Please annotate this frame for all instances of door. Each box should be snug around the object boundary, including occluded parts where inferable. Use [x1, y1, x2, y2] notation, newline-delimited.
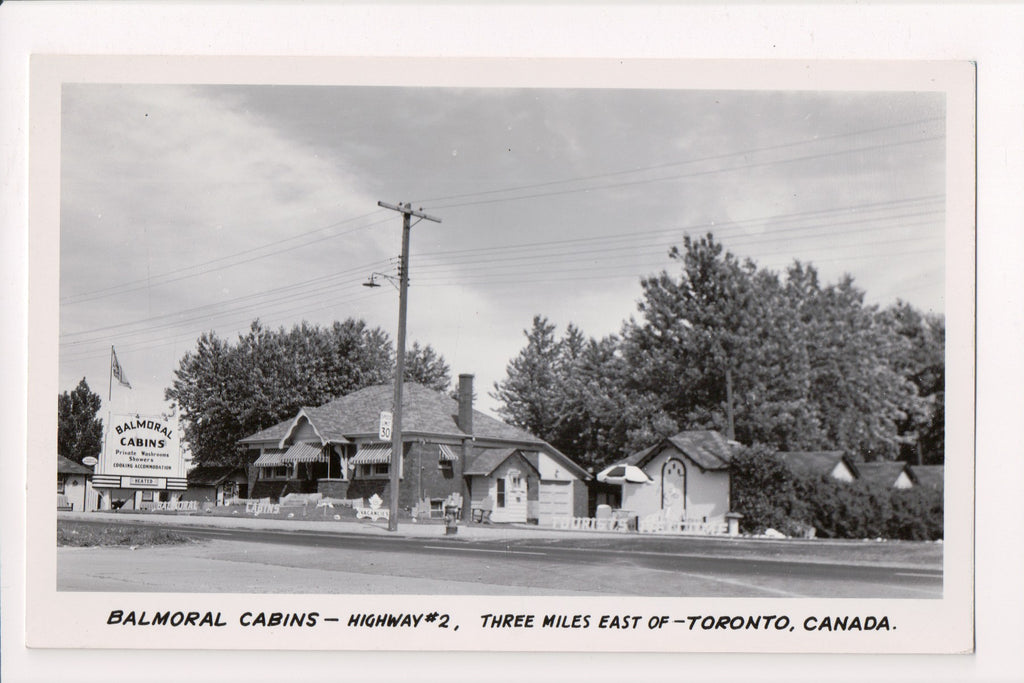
[538, 480, 572, 526]
[661, 458, 686, 521]
[492, 470, 527, 523]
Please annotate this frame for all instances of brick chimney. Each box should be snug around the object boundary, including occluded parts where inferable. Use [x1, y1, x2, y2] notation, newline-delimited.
[458, 373, 474, 435]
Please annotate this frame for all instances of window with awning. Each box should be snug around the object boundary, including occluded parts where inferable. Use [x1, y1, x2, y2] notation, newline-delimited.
[438, 445, 459, 462]
[254, 448, 286, 467]
[351, 444, 392, 465]
[281, 442, 327, 464]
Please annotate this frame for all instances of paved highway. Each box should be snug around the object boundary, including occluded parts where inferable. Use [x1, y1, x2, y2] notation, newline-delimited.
[58, 519, 942, 598]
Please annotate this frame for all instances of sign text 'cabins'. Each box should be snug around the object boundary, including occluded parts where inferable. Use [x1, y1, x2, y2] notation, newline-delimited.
[93, 413, 187, 490]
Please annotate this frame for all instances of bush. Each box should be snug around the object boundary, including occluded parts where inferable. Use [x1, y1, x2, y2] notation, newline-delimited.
[730, 445, 943, 540]
[795, 476, 893, 539]
[729, 444, 805, 535]
[887, 486, 943, 541]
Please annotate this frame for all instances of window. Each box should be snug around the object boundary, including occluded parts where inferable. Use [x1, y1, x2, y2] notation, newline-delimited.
[359, 463, 390, 478]
[265, 465, 290, 479]
[496, 478, 505, 508]
[57, 478, 65, 494]
[508, 470, 522, 490]
[439, 460, 453, 475]
[141, 490, 155, 502]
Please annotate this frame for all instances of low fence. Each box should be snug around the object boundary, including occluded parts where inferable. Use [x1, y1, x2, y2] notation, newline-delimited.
[553, 515, 728, 536]
[153, 500, 198, 512]
[637, 516, 728, 536]
[552, 517, 633, 533]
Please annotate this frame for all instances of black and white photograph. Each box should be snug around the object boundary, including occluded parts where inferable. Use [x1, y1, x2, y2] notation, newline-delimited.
[54, 81, 953, 601]
[9, 4, 1017, 678]
[21, 55, 975, 655]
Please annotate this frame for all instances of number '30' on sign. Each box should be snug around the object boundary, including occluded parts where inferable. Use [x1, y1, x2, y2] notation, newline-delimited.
[378, 411, 393, 441]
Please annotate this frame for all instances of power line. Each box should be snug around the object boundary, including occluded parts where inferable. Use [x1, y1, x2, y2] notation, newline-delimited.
[413, 194, 944, 261]
[422, 136, 944, 212]
[60, 235, 944, 363]
[412, 210, 943, 274]
[60, 258, 397, 342]
[414, 245, 944, 291]
[60, 287, 393, 362]
[61, 210, 391, 305]
[60, 200, 942, 346]
[411, 116, 944, 205]
[61, 118, 944, 306]
[60, 271, 383, 349]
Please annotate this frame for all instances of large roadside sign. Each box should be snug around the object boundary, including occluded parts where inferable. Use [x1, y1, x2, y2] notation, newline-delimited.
[92, 413, 186, 490]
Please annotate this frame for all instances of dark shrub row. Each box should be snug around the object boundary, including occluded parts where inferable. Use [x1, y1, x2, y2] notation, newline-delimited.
[730, 445, 943, 540]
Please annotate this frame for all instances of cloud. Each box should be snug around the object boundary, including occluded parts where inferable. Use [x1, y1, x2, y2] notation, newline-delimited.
[58, 84, 948, 418]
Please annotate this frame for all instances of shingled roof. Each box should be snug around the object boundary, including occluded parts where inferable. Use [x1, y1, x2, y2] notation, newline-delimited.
[239, 383, 545, 447]
[57, 455, 92, 475]
[187, 465, 245, 487]
[909, 465, 944, 491]
[464, 447, 541, 477]
[775, 451, 861, 478]
[625, 430, 735, 472]
[857, 461, 918, 488]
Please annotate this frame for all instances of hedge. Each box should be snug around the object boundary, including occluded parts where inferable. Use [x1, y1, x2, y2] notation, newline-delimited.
[730, 446, 943, 540]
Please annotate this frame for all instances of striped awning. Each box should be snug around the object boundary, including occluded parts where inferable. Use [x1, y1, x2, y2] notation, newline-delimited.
[281, 442, 327, 464]
[351, 444, 392, 465]
[253, 448, 286, 467]
[439, 444, 459, 462]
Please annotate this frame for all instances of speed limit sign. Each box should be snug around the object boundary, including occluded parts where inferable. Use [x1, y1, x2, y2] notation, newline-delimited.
[378, 411, 393, 441]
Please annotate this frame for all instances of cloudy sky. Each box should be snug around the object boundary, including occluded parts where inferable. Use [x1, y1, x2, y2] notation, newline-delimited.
[58, 84, 946, 418]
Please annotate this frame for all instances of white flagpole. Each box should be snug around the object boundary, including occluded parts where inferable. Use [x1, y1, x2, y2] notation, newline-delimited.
[108, 345, 114, 402]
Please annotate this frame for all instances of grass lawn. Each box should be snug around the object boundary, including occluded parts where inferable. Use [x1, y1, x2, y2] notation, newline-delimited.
[57, 520, 195, 548]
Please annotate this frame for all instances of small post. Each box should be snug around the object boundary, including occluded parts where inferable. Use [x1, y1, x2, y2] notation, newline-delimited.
[725, 512, 744, 537]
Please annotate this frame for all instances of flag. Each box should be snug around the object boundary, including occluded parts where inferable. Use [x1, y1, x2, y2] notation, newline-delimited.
[111, 347, 131, 388]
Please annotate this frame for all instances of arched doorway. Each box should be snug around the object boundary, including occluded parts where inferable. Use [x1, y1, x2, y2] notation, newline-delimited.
[661, 458, 686, 520]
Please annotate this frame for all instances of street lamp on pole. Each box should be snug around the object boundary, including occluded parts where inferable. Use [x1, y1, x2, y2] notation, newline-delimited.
[375, 201, 441, 532]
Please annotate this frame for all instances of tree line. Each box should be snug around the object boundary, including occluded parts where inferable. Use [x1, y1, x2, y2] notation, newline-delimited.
[492, 234, 944, 470]
[58, 321, 453, 467]
[163, 319, 451, 465]
[59, 233, 943, 474]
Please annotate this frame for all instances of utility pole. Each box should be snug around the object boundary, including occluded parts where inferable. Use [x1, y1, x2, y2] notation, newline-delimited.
[725, 366, 736, 441]
[377, 201, 441, 531]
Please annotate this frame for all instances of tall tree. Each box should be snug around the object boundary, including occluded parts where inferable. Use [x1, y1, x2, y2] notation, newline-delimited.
[622, 235, 825, 450]
[493, 233, 938, 468]
[887, 300, 945, 463]
[404, 341, 452, 392]
[794, 275, 925, 460]
[491, 316, 563, 439]
[166, 318, 438, 466]
[57, 378, 103, 465]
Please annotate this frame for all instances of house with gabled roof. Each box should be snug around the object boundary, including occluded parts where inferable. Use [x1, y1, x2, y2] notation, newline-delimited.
[856, 461, 918, 489]
[909, 464, 944, 492]
[775, 450, 860, 483]
[57, 455, 96, 511]
[613, 430, 737, 525]
[238, 374, 589, 524]
[181, 465, 249, 507]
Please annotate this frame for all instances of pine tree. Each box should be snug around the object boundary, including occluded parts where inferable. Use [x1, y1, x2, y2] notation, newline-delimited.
[491, 232, 940, 467]
[57, 378, 103, 465]
[491, 316, 563, 439]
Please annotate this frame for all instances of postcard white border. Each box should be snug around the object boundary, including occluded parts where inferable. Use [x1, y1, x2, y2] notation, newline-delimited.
[3, 3, 1021, 682]
[26, 51, 977, 652]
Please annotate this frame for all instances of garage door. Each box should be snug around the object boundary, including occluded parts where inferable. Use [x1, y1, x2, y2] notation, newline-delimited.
[538, 480, 572, 526]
